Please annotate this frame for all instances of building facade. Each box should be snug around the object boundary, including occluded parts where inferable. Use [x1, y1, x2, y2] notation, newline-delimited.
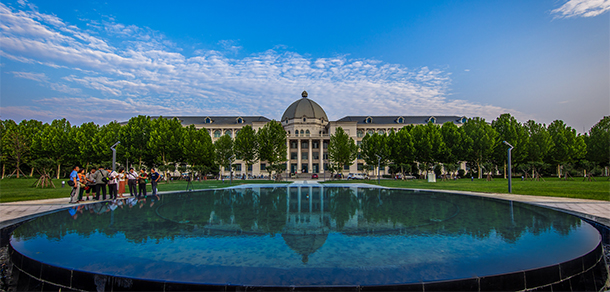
[166, 91, 466, 177]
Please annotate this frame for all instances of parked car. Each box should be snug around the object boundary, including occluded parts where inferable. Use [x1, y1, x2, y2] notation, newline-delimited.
[347, 173, 369, 180]
[311, 174, 318, 179]
[333, 173, 343, 179]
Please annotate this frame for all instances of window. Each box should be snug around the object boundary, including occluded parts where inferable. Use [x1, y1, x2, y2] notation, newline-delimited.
[237, 117, 244, 124]
[397, 117, 404, 124]
[300, 130, 304, 136]
[291, 152, 298, 160]
[357, 141, 362, 146]
[301, 141, 308, 148]
[260, 163, 266, 171]
[428, 116, 436, 123]
[295, 131, 299, 137]
[312, 152, 319, 160]
[344, 164, 350, 170]
[303, 118, 307, 122]
[378, 130, 385, 135]
[324, 163, 329, 171]
[205, 117, 212, 124]
[357, 130, 364, 138]
[357, 153, 361, 159]
[291, 141, 298, 149]
[323, 141, 329, 149]
[234, 164, 242, 171]
[313, 141, 319, 149]
[365, 117, 373, 123]
[368, 130, 374, 135]
[323, 152, 328, 160]
[460, 116, 467, 123]
[248, 165, 252, 171]
[235, 129, 240, 135]
[357, 163, 364, 171]
[305, 130, 310, 137]
[213, 130, 221, 138]
[302, 152, 308, 160]
[225, 130, 232, 137]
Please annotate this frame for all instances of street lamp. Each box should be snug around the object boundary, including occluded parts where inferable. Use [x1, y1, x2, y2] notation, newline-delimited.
[110, 141, 120, 171]
[375, 154, 381, 185]
[503, 141, 514, 193]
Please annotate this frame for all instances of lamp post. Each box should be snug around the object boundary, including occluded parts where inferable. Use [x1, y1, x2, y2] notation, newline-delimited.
[375, 154, 381, 185]
[110, 141, 120, 171]
[503, 141, 514, 193]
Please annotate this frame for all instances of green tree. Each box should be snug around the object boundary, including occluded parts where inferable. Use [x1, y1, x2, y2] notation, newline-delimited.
[72, 122, 100, 170]
[148, 117, 183, 177]
[547, 120, 586, 179]
[388, 127, 414, 178]
[462, 118, 498, 179]
[214, 134, 234, 176]
[523, 120, 553, 180]
[360, 132, 389, 177]
[2, 120, 29, 178]
[585, 116, 610, 172]
[411, 122, 445, 174]
[32, 119, 75, 179]
[256, 121, 287, 180]
[491, 114, 528, 178]
[328, 127, 358, 176]
[118, 115, 151, 167]
[234, 125, 258, 177]
[181, 125, 215, 177]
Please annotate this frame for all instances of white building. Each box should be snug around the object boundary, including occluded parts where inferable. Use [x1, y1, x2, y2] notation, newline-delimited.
[160, 91, 466, 177]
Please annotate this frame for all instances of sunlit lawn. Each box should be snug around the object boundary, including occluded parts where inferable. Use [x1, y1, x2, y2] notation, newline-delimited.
[1, 176, 608, 203]
[0, 178, 282, 203]
[322, 177, 610, 201]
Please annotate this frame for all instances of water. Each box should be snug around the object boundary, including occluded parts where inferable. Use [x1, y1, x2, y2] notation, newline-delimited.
[10, 186, 600, 286]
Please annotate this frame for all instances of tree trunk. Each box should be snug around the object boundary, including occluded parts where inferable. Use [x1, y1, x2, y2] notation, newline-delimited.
[503, 162, 507, 179]
[557, 164, 561, 180]
[30, 168, 34, 177]
[2, 163, 5, 179]
[56, 163, 61, 179]
[477, 160, 482, 179]
[15, 161, 20, 178]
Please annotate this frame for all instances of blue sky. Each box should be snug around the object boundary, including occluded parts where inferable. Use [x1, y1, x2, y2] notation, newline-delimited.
[1, 0, 608, 132]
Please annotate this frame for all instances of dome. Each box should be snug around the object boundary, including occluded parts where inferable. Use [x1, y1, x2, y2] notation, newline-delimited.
[281, 91, 329, 121]
[281, 233, 328, 264]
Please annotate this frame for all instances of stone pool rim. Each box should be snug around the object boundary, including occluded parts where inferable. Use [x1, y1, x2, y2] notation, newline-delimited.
[5, 185, 610, 291]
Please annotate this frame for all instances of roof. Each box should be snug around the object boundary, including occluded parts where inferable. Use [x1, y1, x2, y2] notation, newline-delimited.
[336, 115, 466, 125]
[281, 97, 329, 121]
[151, 116, 271, 126]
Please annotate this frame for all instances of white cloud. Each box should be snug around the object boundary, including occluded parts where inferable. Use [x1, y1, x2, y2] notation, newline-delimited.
[9, 71, 47, 82]
[0, 2, 524, 125]
[552, 0, 610, 18]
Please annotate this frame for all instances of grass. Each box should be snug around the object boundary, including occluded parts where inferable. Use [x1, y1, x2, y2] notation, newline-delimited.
[0, 177, 283, 203]
[1, 176, 608, 203]
[321, 177, 610, 201]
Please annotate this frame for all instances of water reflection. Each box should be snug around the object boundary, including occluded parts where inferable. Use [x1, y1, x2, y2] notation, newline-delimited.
[13, 186, 581, 262]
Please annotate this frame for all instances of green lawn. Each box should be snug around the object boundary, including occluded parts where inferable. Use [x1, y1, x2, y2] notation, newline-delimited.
[322, 177, 610, 201]
[1, 176, 608, 203]
[0, 178, 282, 203]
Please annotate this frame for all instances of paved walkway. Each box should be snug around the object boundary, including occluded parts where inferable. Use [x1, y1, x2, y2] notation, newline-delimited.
[1, 187, 609, 230]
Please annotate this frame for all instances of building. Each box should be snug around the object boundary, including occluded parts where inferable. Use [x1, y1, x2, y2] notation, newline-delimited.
[161, 91, 466, 177]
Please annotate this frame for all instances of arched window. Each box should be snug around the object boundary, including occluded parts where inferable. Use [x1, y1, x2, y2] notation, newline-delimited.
[460, 116, 467, 123]
[295, 131, 299, 137]
[367, 130, 374, 135]
[237, 117, 244, 124]
[300, 130, 304, 136]
[365, 117, 373, 124]
[397, 117, 404, 124]
[235, 129, 240, 135]
[205, 117, 212, 124]
[378, 130, 385, 135]
[213, 130, 221, 138]
[428, 117, 436, 124]
[225, 130, 232, 137]
[305, 130, 310, 137]
[303, 118, 307, 122]
[357, 130, 364, 138]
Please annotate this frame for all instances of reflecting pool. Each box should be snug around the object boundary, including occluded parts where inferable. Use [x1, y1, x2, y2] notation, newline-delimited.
[10, 186, 601, 286]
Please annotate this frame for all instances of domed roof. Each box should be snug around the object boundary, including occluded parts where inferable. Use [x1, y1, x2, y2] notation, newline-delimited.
[281, 91, 328, 121]
[282, 233, 328, 264]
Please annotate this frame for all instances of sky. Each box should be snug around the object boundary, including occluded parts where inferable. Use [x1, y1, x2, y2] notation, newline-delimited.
[0, 0, 608, 132]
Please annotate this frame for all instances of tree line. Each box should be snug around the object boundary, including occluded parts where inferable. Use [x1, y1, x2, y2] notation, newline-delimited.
[1, 114, 608, 181]
[0, 116, 287, 181]
[328, 114, 609, 180]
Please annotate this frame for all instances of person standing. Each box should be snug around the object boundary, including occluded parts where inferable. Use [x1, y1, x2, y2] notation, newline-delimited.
[94, 166, 109, 200]
[85, 168, 97, 201]
[77, 168, 87, 202]
[69, 166, 80, 204]
[118, 168, 127, 198]
[138, 168, 148, 198]
[150, 168, 160, 196]
[127, 168, 138, 196]
[107, 168, 119, 200]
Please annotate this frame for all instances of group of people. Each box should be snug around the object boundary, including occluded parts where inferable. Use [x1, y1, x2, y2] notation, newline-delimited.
[69, 166, 161, 204]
